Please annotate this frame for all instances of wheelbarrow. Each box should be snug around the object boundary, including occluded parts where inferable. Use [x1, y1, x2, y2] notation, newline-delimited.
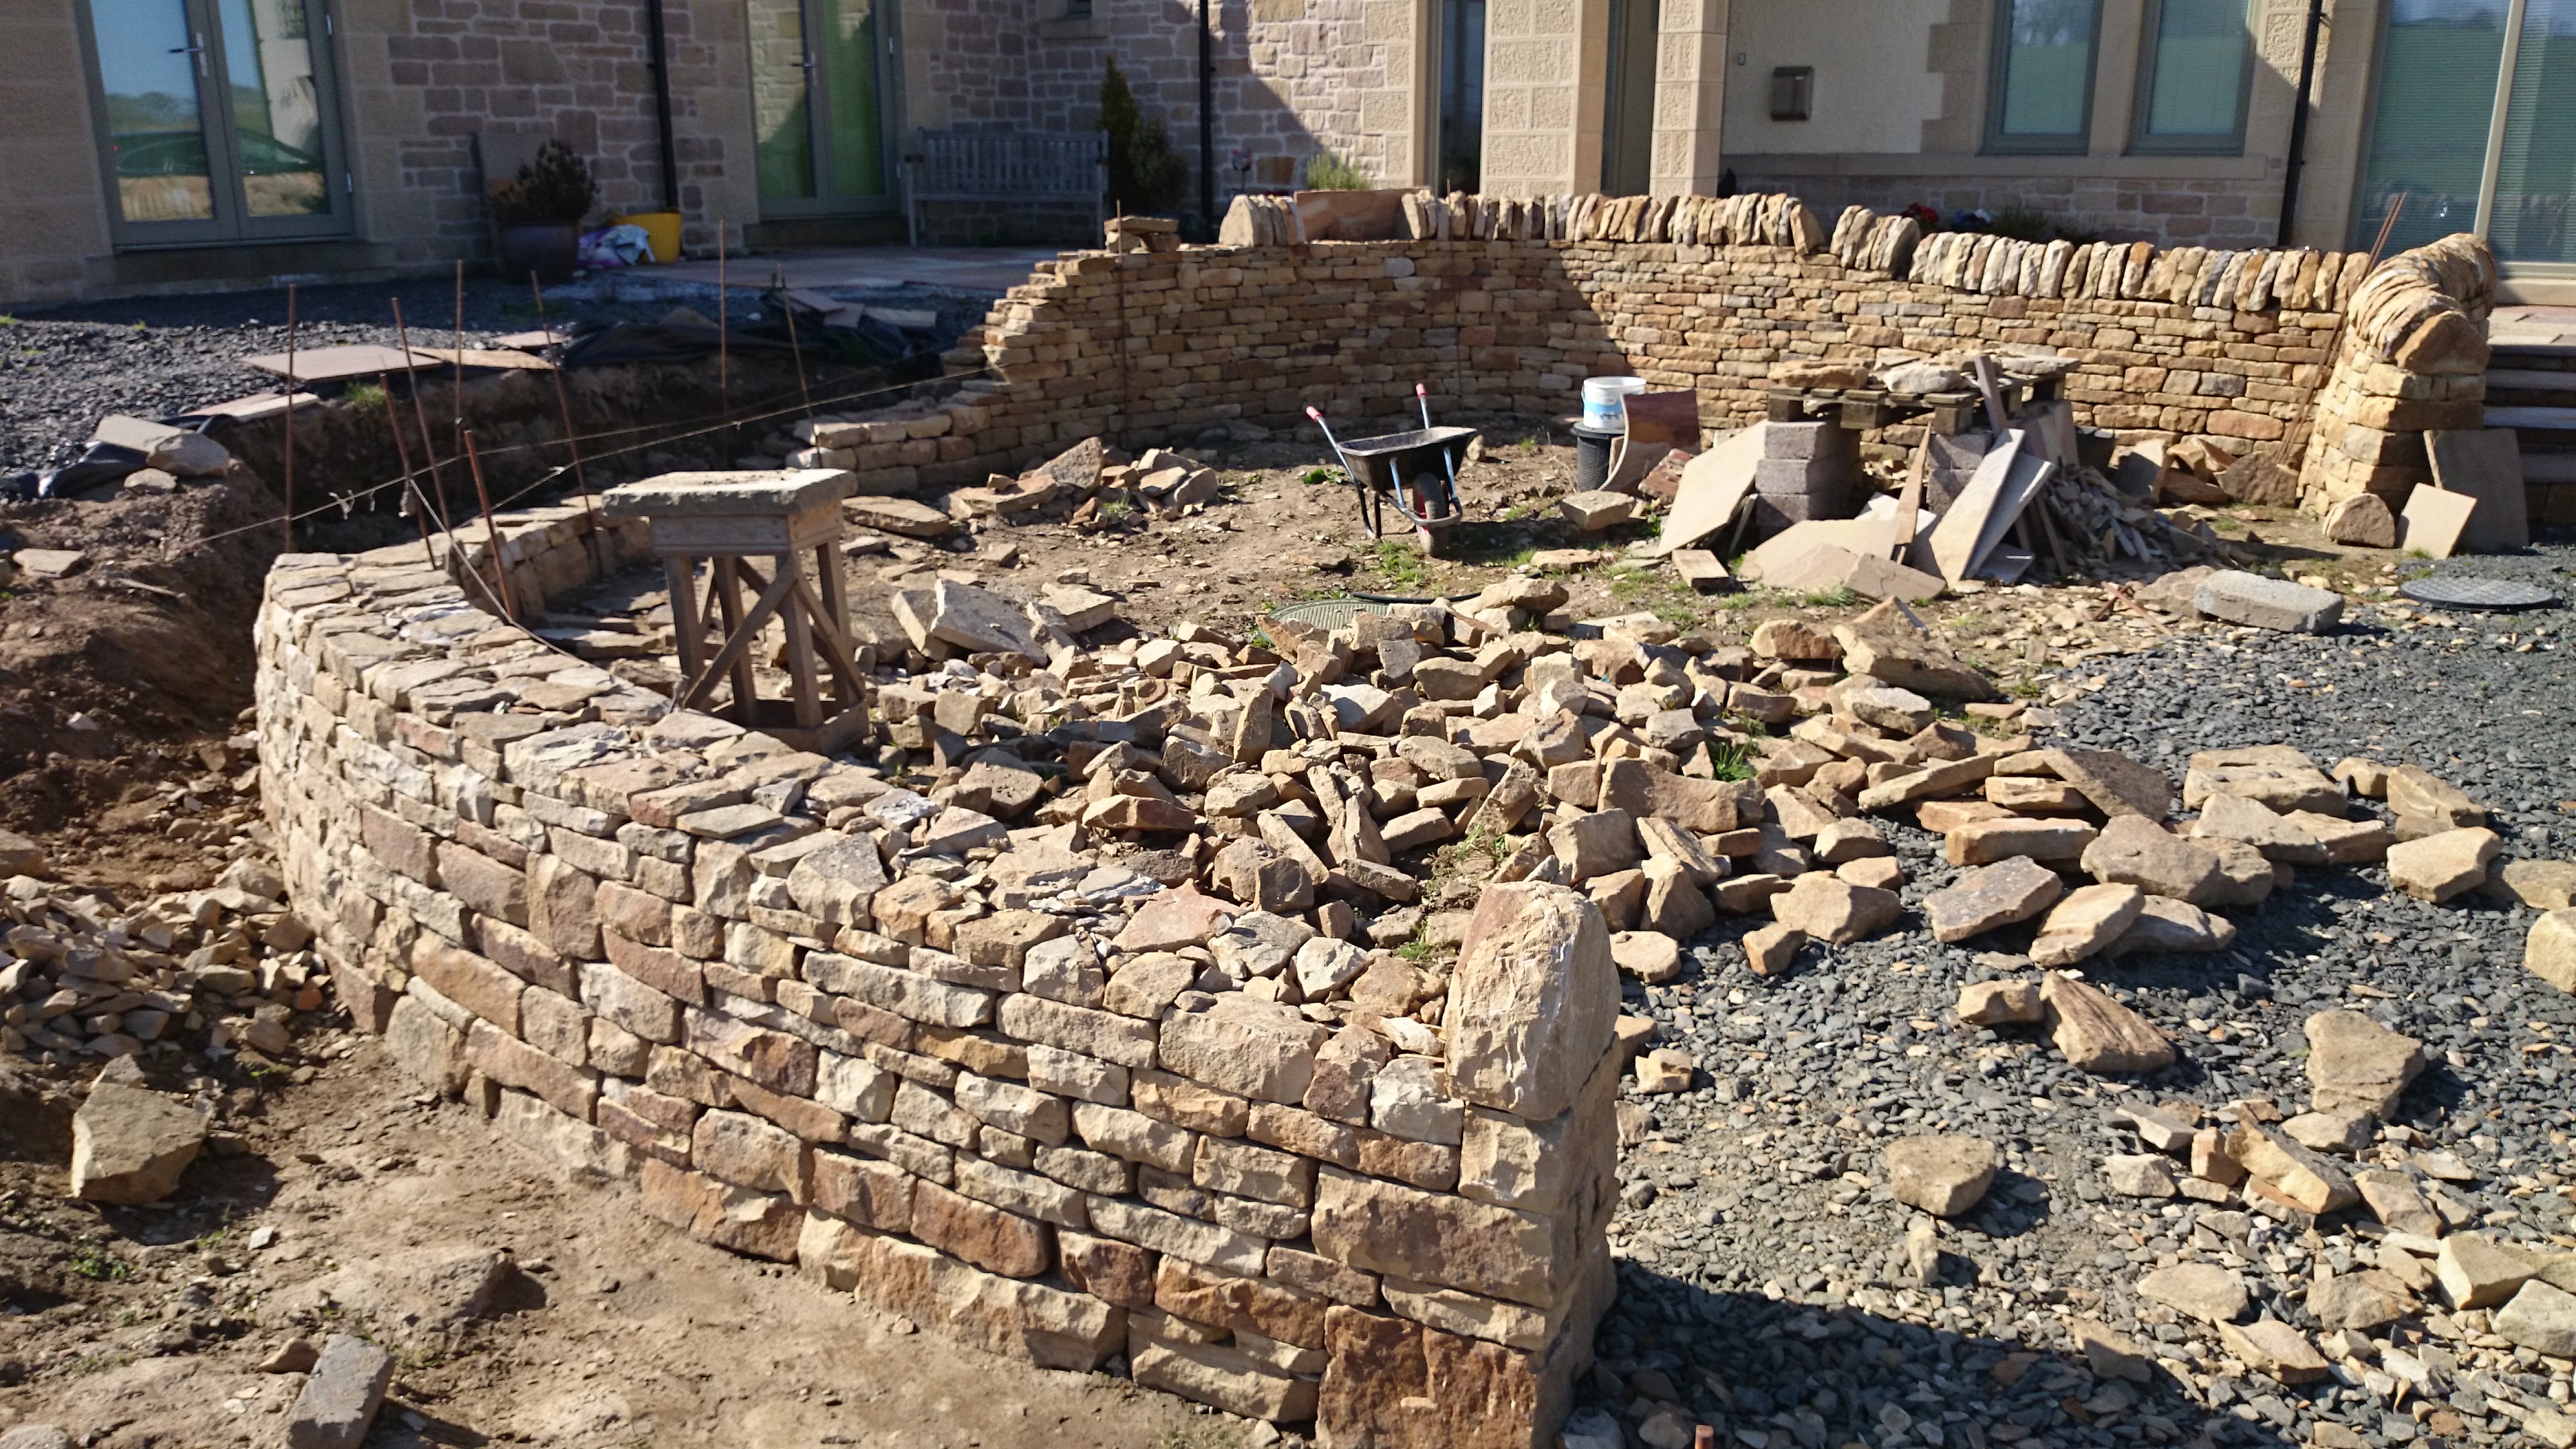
[1307, 385, 1477, 557]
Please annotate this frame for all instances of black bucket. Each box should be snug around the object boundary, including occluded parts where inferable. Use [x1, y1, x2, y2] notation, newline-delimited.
[1572, 425, 1619, 491]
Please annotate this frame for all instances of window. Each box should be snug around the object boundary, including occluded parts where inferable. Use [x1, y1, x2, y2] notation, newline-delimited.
[2491, 0, 2576, 264]
[2132, 0, 2251, 152]
[1770, 66, 1813, 121]
[1434, 0, 1484, 193]
[1985, 0, 2102, 153]
[2350, 0, 2508, 255]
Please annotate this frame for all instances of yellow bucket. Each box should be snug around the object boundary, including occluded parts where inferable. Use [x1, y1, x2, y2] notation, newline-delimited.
[617, 211, 684, 263]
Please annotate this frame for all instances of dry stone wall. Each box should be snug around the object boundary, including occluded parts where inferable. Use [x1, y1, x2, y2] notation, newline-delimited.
[871, 197, 2471, 517]
[254, 516, 1620, 1445]
[2296, 234, 2498, 510]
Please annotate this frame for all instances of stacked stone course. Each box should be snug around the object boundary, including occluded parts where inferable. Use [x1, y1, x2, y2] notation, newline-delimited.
[256, 521, 1619, 1444]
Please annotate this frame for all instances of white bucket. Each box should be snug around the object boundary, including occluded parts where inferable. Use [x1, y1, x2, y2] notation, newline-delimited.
[1580, 376, 1647, 431]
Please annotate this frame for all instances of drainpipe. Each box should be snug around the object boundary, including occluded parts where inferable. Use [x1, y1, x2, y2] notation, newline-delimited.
[2275, 0, 2324, 248]
[645, 0, 681, 211]
[1199, 0, 1216, 234]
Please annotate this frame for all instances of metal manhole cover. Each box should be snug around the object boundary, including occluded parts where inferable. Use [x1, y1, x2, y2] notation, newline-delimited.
[2399, 576, 2560, 610]
[1269, 597, 1385, 632]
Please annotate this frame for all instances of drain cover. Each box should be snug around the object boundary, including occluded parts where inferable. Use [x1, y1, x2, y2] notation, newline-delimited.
[2399, 576, 2560, 610]
[1269, 597, 1385, 632]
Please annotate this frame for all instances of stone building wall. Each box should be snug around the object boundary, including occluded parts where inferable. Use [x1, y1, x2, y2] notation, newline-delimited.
[1725, 168, 2290, 254]
[256, 515, 1622, 1444]
[342, 0, 759, 261]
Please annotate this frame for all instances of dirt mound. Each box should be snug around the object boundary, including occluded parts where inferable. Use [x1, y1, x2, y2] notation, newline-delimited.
[0, 469, 301, 871]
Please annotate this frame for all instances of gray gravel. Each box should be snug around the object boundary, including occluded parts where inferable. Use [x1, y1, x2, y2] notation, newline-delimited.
[1, 276, 994, 476]
[1575, 551, 2576, 1449]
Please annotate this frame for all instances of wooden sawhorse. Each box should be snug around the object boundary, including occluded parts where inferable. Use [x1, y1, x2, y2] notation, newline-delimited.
[602, 469, 871, 754]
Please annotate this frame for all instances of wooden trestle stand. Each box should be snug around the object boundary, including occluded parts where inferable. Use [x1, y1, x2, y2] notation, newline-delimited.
[602, 469, 871, 754]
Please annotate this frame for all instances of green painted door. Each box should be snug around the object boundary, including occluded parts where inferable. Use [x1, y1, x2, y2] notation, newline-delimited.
[751, 0, 892, 215]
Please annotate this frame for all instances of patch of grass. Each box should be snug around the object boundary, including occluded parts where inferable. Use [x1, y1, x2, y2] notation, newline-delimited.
[68, 1239, 134, 1283]
[1801, 585, 1858, 608]
[0, 315, 17, 326]
[1097, 495, 1138, 524]
[1302, 466, 1342, 487]
[1397, 938, 1435, 962]
[343, 380, 387, 409]
[1366, 538, 1430, 590]
[1705, 738, 1752, 781]
[1518, 437, 1540, 455]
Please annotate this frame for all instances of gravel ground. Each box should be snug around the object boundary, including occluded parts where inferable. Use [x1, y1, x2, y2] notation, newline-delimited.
[1576, 551, 2576, 1449]
[0, 274, 995, 476]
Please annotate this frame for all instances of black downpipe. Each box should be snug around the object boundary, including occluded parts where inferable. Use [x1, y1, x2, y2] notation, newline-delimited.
[2276, 0, 2326, 247]
[645, 0, 681, 211]
[1197, 0, 1215, 235]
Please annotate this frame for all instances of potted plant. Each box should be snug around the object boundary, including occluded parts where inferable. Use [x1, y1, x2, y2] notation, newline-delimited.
[490, 140, 598, 284]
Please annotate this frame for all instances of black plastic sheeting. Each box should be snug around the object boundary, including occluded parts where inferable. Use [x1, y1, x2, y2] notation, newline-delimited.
[557, 294, 941, 374]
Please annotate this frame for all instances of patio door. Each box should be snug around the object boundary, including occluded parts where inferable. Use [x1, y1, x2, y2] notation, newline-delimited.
[749, 0, 896, 215]
[76, 0, 354, 246]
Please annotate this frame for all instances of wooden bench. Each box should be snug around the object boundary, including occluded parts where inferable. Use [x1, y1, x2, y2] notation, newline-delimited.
[904, 129, 1109, 246]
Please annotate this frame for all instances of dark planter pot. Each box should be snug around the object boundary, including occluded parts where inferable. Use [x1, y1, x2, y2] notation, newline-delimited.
[496, 224, 580, 284]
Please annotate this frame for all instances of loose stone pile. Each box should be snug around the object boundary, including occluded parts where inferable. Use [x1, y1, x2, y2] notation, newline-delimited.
[1, 847, 336, 1079]
[1574, 573, 2576, 1449]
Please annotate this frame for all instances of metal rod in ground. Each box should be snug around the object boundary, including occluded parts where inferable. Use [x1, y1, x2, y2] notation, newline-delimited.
[453, 260, 467, 472]
[780, 275, 816, 423]
[717, 223, 730, 414]
[529, 270, 607, 572]
[390, 300, 459, 541]
[282, 282, 297, 549]
[376, 371, 434, 565]
[461, 428, 517, 623]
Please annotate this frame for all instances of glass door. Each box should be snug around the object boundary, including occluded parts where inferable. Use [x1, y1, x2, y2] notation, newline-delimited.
[750, 0, 894, 215]
[77, 0, 352, 246]
[1600, 0, 1658, 195]
[2489, 0, 2575, 265]
[1434, 0, 1486, 194]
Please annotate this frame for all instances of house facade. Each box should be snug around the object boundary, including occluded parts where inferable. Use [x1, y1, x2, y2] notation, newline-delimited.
[3, 0, 2567, 305]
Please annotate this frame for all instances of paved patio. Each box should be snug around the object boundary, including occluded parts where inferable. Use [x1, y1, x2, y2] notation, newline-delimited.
[2492, 305, 2576, 349]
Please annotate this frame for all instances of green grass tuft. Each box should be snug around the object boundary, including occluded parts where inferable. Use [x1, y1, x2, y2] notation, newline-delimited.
[1367, 538, 1430, 589]
[1705, 738, 1752, 781]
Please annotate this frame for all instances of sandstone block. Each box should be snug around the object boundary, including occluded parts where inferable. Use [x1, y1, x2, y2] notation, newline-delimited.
[70, 1083, 207, 1204]
[1444, 883, 1617, 1122]
[1884, 1135, 1998, 1216]
[2303, 1009, 2423, 1118]
[2039, 974, 2174, 1074]
[1923, 857, 2063, 943]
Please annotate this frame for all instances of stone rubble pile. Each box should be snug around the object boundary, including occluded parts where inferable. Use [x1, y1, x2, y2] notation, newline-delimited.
[1, 849, 335, 1083]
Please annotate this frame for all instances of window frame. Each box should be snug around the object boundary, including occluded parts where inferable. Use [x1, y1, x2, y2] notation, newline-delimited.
[1982, 0, 2106, 156]
[2127, 0, 2255, 155]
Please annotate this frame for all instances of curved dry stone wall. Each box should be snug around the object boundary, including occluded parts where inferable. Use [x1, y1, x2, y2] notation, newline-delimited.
[255, 517, 1621, 1444]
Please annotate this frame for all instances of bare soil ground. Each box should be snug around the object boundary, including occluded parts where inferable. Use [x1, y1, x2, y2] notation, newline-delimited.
[0, 1048, 1225, 1449]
